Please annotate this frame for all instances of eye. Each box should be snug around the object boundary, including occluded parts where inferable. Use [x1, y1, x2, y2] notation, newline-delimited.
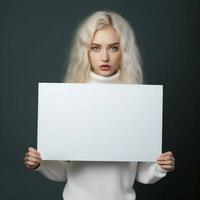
[91, 46, 101, 52]
[109, 46, 119, 52]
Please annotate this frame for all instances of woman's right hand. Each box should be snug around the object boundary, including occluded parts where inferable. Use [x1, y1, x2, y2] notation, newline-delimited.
[24, 147, 42, 170]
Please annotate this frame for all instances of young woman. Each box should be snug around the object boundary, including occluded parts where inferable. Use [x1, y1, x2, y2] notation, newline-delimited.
[24, 10, 175, 200]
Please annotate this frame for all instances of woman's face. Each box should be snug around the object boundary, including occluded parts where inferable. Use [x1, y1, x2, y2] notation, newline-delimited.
[88, 26, 122, 77]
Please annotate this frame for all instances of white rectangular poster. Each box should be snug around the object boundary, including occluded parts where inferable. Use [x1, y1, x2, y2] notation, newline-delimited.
[37, 83, 163, 162]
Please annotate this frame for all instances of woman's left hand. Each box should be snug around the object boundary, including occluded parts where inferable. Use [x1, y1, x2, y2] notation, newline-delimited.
[156, 151, 175, 172]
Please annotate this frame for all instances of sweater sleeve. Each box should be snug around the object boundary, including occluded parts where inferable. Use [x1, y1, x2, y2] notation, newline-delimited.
[34, 160, 67, 182]
[135, 162, 167, 184]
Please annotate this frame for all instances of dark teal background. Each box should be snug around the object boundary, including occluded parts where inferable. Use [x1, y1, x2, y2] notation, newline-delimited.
[1, 0, 199, 199]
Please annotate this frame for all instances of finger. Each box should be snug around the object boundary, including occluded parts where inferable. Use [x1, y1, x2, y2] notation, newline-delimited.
[26, 156, 41, 163]
[28, 147, 41, 155]
[162, 151, 173, 156]
[157, 160, 175, 166]
[159, 164, 175, 171]
[157, 152, 173, 159]
[24, 160, 40, 170]
[157, 155, 174, 161]
[25, 160, 39, 167]
[24, 154, 41, 166]
[24, 154, 41, 163]
[157, 156, 170, 161]
[24, 162, 39, 170]
[27, 151, 42, 160]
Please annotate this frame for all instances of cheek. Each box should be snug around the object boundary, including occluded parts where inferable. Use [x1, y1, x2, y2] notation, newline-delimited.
[89, 53, 99, 66]
[113, 53, 122, 65]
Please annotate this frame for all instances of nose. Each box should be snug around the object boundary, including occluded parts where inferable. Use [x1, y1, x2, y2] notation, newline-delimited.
[101, 49, 109, 63]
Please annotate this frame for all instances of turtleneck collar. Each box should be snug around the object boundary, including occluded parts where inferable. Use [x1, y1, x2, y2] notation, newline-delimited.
[88, 70, 121, 84]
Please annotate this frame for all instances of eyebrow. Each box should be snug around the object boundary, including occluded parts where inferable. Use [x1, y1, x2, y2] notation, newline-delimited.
[91, 42, 120, 46]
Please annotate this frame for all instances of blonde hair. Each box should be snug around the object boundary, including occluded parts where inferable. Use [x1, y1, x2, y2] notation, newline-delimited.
[63, 10, 143, 84]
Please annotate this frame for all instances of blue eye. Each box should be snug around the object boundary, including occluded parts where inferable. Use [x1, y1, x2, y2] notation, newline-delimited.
[91, 46, 100, 52]
[110, 46, 119, 52]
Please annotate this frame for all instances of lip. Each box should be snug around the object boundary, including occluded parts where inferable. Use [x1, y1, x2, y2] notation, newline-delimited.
[100, 64, 112, 71]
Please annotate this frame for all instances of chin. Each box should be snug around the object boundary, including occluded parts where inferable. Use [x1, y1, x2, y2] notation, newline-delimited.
[99, 70, 117, 77]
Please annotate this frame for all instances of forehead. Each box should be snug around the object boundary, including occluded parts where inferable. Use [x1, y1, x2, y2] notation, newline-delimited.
[92, 26, 120, 44]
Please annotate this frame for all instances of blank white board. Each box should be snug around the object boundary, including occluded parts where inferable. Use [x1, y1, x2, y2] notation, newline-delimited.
[37, 83, 163, 162]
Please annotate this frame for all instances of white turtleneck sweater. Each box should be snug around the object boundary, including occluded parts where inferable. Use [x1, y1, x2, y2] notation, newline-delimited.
[36, 70, 167, 200]
[88, 70, 121, 84]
